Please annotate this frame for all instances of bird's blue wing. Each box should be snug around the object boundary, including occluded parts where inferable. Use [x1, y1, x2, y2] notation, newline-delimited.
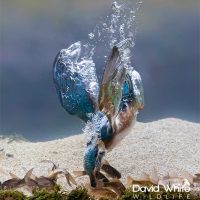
[53, 42, 99, 122]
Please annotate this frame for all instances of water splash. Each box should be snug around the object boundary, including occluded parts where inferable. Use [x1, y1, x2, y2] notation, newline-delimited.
[83, 112, 110, 147]
[87, 0, 142, 68]
[59, 41, 98, 101]
[83, 119, 98, 147]
[61, 0, 142, 77]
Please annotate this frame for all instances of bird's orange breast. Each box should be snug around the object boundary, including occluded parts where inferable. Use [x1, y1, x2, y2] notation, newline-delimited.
[104, 101, 138, 151]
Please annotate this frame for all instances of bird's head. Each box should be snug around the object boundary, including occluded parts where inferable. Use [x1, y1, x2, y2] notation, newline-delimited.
[83, 112, 112, 187]
[84, 135, 98, 187]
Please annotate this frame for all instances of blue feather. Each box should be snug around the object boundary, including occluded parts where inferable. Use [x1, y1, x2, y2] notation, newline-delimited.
[84, 146, 98, 173]
[53, 44, 98, 122]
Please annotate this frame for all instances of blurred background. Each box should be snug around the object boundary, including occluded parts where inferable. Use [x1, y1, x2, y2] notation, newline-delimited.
[0, 0, 199, 141]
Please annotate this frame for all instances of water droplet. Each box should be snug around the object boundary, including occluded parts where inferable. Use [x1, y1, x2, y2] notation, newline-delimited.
[112, 1, 121, 12]
[88, 33, 94, 39]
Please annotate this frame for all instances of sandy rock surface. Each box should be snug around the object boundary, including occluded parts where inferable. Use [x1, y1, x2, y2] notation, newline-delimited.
[0, 118, 200, 190]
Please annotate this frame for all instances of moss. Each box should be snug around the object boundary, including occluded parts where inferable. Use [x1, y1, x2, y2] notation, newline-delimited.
[118, 188, 134, 200]
[66, 187, 94, 200]
[28, 185, 66, 200]
[28, 186, 94, 200]
[98, 198, 110, 200]
[0, 186, 199, 200]
[0, 190, 25, 200]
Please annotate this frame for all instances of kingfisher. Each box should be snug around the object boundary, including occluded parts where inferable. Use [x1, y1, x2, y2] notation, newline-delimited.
[53, 42, 144, 187]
